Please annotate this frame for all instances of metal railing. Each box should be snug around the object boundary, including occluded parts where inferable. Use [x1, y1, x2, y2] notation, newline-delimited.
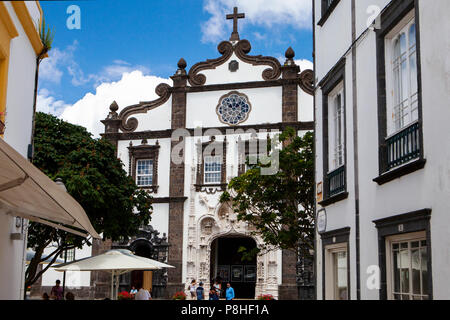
[327, 165, 346, 197]
[386, 122, 420, 170]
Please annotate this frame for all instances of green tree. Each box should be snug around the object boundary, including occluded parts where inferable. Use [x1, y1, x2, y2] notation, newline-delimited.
[220, 128, 314, 258]
[25, 112, 152, 291]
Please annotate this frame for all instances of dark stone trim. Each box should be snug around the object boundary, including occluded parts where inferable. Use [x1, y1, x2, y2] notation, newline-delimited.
[351, 0, 361, 300]
[320, 58, 347, 203]
[152, 196, 188, 204]
[128, 141, 160, 194]
[318, 191, 348, 207]
[188, 39, 281, 86]
[195, 137, 227, 193]
[320, 227, 350, 300]
[375, 0, 424, 177]
[373, 208, 432, 300]
[102, 122, 314, 141]
[373, 158, 426, 185]
[317, 0, 341, 27]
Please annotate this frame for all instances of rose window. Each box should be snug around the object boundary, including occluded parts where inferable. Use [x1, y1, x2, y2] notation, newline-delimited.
[216, 92, 251, 125]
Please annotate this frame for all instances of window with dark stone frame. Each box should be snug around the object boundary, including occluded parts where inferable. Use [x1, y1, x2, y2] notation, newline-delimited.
[318, 0, 341, 26]
[374, 0, 425, 186]
[128, 140, 159, 193]
[236, 137, 269, 176]
[318, 58, 348, 207]
[195, 137, 227, 194]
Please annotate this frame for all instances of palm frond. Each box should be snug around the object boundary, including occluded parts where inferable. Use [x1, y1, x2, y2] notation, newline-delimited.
[37, 18, 54, 54]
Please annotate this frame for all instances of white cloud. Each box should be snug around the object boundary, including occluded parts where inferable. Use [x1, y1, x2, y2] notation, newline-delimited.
[55, 71, 170, 137]
[40, 41, 151, 88]
[36, 88, 71, 116]
[202, 0, 312, 43]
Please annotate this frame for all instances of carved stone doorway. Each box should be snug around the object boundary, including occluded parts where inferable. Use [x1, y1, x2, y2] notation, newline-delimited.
[210, 236, 257, 299]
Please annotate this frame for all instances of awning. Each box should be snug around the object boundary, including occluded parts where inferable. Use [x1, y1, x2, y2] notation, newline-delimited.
[0, 138, 101, 239]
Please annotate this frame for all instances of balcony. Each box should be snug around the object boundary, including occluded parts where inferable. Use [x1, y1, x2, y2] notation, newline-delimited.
[386, 121, 420, 170]
[328, 165, 346, 197]
[319, 165, 348, 207]
[374, 121, 426, 185]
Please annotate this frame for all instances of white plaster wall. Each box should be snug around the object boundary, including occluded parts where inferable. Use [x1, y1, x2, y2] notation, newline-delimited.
[201, 53, 268, 85]
[132, 98, 172, 133]
[186, 87, 282, 129]
[315, 0, 450, 300]
[41, 245, 92, 288]
[314, 0, 352, 82]
[0, 2, 38, 300]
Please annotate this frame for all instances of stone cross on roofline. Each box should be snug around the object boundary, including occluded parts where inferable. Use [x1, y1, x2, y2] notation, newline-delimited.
[226, 7, 245, 41]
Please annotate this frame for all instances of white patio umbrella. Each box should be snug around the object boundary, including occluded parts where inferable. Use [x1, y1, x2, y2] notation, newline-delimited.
[52, 249, 174, 299]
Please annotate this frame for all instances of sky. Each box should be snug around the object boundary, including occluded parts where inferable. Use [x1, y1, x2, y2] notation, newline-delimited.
[37, 0, 313, 137]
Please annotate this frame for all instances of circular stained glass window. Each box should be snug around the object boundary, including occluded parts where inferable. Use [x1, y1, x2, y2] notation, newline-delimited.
[216, 91, 251, 126]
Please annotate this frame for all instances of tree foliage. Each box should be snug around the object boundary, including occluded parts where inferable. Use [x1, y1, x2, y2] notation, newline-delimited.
[220, 128, 314, 256]
[26, 112, 152, 289]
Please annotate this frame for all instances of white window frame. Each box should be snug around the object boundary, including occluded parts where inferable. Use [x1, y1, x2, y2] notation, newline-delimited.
[385, 231, 428, 300]
[325, 243, 348, 300]
[203, 155, 222, 184]
[328, 82, 345, 172]
[136, 159, 154, 187]
[385, 10, 418, 136]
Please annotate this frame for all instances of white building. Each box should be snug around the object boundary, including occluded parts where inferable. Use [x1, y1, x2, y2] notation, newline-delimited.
[0, 0, 45, 300]
[314, 0, 450, 300]
[0, 1, 99, 300]
[98, 8, 314, 299]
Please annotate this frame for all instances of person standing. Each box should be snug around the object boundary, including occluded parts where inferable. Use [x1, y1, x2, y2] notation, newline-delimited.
[188, 279, 197, 300]
[213, 279, 221, 298]
[50, 280, 63, 300]
[130, 286, 138, 298]
[225, 283, 235, 300]
[135, 286, 151, 300]
[209, 288, 219, 300]
[196, 282, 204, 300]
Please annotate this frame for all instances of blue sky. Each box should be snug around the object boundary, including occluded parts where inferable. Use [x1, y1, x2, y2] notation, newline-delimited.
[37, 0, 313, 135]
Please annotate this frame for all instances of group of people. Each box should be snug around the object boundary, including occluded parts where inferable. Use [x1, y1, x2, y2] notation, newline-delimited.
[188, 279, 235, 300]
[129, 286, 152, 300]
[41, 280, 75, 300]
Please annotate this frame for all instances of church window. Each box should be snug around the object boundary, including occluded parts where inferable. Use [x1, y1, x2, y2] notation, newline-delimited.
[136, 159, 153, 187]
[318, 0, 340, 26]
[128, 140, 159, 193]
[217, 91, 251, 126]
[204, 156, 222, 184]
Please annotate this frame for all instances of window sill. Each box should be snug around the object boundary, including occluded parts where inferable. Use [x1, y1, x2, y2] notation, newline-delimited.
[318, 191, 349, 207]
[373, 158, 426, 185]
[195, 183, 227, 194]
[138, 185, 159, 193]
[317, 0, 341, 26]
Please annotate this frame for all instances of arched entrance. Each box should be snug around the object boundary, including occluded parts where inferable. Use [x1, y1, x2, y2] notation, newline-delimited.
[210, 236, 257, 299]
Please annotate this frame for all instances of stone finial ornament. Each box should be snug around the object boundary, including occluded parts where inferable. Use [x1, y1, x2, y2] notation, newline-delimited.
[110, 101, 119, 112]
[176, 58, 187, 75]
[284, 47, 295, 66]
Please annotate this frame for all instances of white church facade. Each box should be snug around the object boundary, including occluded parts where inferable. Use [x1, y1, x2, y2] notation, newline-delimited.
[98, 8, 314, 300]
[314, 0, 450, 300]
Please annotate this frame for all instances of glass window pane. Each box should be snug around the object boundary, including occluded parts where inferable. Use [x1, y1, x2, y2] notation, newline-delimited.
[333, 251, 348, 300]
[393, 250, 401, 293]
[399, 249, 410, 293]
[411, 249, 421, 295]
[421, 247, 428, 295]
[409, 23, 416, 47]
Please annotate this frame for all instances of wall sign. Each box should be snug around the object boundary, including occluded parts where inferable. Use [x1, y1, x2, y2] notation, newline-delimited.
[317, 208, 327, 234]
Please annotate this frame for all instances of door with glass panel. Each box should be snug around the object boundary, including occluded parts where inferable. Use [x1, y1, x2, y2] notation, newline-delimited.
[326, 245, 348, 300]
[387, 233, 428, 300]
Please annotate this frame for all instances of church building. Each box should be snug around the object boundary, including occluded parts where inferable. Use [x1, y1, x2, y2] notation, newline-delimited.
[100, 8, 314, 300]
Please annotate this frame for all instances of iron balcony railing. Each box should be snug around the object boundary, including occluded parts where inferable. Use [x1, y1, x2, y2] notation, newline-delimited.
[386, 121, 420, 170]
[327, 165, 346, 197]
